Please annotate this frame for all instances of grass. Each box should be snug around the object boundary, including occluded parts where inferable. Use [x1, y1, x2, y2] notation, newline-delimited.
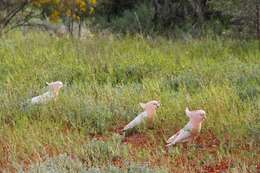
[0, 31, 259, 172]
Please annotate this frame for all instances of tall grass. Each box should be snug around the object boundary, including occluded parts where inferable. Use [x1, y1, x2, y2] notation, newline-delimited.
[0, 31, 259, 172]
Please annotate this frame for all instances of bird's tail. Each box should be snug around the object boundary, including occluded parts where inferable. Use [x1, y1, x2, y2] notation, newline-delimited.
[123, 112, 147, 131]
[20, 99, 31, 111]
[123, 117, 140, 131]
[166, 134, 177, 144]
[165, 142, 175, 147]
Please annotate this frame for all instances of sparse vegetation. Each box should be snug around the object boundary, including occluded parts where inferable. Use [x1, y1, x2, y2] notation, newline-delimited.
[0, 31, 259, 172]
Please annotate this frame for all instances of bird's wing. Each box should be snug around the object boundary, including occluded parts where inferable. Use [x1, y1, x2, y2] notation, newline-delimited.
[173, 129, 191, 143]
[166, 129, 191, 147]
[31, 92, 53, 105]
[123, 112, 147, 131]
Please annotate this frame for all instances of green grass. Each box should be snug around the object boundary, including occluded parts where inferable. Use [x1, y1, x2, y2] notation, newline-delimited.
[0, 31, 259, 172]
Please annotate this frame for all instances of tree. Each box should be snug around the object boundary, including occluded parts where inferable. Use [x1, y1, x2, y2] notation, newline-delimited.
[256, 2, 259, 40]
[152, 0, 210, 28]
[31, 0, 96, 36]
[95, 0, 140, 22]
[209, 0, 260, 39]
[0, 0, 32, 35]
[0, 0, 96, 37]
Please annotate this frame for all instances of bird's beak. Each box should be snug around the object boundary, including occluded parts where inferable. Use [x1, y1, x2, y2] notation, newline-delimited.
[203, 114, 207, 119]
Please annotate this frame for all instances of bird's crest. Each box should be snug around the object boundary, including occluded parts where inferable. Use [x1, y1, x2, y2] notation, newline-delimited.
[139, 102, 146, 109]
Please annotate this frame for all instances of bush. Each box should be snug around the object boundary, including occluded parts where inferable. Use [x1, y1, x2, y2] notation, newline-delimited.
[93, 2, 154, 34]
[26, 154, 86, 173]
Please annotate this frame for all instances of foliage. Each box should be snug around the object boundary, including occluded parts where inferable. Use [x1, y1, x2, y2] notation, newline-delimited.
[94, 2, 155, 34]
[95, 0, 141, 20]
[0, 0, 259, 38]
[0, 32, 259, 172]
[93, 0, 259, 38]
[0, 0, 96, 36]
[26, 154, 167, 173]
[209, 0, 260, 37]
[0, 0, 31, 34]
[31, 0, 96, 22]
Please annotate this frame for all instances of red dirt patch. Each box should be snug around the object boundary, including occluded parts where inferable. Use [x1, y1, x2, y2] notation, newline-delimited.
[202, 159, 232, 173]
[90, 134, 109, 141]
[20, 150, 42, 171]
[122, 133, 150, 148]
[256, 163, 260, 173]
[61, 121, 80, 135]
[43, 144, 60, 157]
[195, 130, 220, 150]
[108, 122, 125, 134]
[18, 145, 60, 172]
[112, 156, 124, 168]
[0, 139, 16, 172]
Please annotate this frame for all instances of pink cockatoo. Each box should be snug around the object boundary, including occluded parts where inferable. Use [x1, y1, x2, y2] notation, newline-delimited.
[30, 81, 63, 105]
[122, 100, 160, 131]
[166, 107, 206, 147]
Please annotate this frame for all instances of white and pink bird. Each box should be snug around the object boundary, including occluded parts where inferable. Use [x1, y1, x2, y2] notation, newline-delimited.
[122, 100, 160, 131]
[30, 81, 63, 105]
[166, 107, 206, 147]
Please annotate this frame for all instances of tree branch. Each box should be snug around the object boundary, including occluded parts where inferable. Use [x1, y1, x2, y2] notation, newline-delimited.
[0, 1, 28, 29]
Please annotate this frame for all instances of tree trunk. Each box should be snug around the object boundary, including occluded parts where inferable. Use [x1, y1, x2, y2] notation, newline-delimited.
[69, 19, 74, 37]
[257, 2, 260, 40]
[152, 0, 161, 25]
[0, 2, 27, 34]
[78, 19, 81, 38]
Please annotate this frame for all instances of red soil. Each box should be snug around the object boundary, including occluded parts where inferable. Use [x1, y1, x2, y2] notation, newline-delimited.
[122, 133, 150, 148]
[112, 156, 124, 168]
[195, 130, 221, 148]
[257, 163, 260, 173]
[202, 159, 232, 173]
[108, 122, 125, 134]
[89, 133, 109, 141]
[0, 126, 258, 173]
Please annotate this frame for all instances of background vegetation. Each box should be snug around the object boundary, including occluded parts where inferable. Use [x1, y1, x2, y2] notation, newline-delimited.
[0, 31, 259, 172]
[0, 0, 259, 172]
[0, 0, 259, 38]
